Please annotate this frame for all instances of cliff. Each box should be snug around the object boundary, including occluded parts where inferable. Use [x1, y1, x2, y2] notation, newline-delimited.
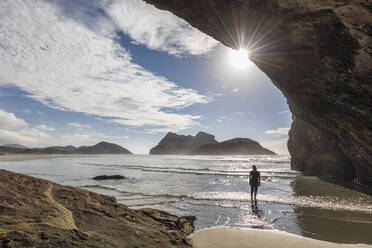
[144, 0, 372, 183]
[192, 138, 276, 155]
[0, 169, 194, 248]
[150, 132, 218, 155]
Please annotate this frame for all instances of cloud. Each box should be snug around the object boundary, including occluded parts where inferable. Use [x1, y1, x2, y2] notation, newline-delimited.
[106, 0, 219, 56]
[277, 110, 290, 114]
[0, 109, 52, 146]
[265, 127, 290, 137]
[0, 108, 127, 147]
[233, 88, 240, 92]
[35, 124, 55, 132]
[68, 122, 92, 129]
[0, 0, 211, 133]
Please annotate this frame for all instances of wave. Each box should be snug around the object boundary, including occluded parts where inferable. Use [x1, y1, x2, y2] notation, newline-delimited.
[80, 185, 372, 214]
[78, 162, 297, 178]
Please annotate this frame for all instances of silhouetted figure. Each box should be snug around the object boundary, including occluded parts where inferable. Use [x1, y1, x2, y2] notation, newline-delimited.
[249, 165, 260, 201]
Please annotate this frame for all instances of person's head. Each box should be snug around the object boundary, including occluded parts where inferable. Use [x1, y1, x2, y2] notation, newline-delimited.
[252, 165, 257, 171]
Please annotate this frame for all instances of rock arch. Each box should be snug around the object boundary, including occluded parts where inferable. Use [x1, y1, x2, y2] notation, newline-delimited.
[145, 0, 372, 183]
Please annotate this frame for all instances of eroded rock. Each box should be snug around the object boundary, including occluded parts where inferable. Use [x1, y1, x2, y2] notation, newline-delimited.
[0, 169, 194, 248]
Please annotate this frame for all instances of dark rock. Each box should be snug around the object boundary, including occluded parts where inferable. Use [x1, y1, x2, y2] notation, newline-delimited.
[150, 131, 218, 155]
[92, 175, 126, 180]
[144, 0, 372, 183]
[192, 138, 276, 155]
[288, 117, 354, 180]
[0, 169, 194, 248]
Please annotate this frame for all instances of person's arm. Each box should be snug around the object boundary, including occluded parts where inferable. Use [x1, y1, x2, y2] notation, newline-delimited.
[258, 172, 261, 186]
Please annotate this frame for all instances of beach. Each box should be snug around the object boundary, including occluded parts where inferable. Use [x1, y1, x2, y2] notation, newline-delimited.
[190, 227, 372, 248]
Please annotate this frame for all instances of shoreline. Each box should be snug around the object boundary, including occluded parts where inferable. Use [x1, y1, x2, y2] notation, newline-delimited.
[189, 227, 372, 248]
[0, 154, 98, 163]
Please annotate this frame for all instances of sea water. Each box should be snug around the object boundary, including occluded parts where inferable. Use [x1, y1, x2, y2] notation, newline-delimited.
[0, 154, 371, 244]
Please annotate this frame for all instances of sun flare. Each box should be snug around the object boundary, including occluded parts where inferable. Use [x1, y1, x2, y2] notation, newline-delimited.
[228, 48, 252, 70]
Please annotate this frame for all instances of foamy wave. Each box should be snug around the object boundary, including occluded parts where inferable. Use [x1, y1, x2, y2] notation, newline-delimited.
[80, 185, 372, 214]
[78, 163, 297, 178]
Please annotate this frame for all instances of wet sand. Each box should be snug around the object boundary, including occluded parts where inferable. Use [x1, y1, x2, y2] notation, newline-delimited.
[0, 154, 96, 163]
[189, 227, 372, 248]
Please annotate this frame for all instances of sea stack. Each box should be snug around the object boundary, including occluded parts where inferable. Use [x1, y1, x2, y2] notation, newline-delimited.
[149, 131, 218, 155]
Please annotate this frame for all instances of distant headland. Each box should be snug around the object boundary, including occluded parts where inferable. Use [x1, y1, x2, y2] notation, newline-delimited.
[0, 141, 132, 155]
[150, 132, 276, 155]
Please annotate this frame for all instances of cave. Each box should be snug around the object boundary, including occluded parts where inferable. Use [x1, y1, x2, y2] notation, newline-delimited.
[144, 0, 372, 184]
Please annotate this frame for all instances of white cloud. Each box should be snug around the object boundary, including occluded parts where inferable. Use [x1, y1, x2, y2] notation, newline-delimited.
[0, 109, 28, 130]
[0, 109, 52, 146]
[0, 108, 128, 147]
[106, 0, 219, 56]
[68, 122, 92, 129]
[265, 127, 290, 137]
[277, 110, 290, 114]
[35, 124, 55, 132]
[233, 88, 240, 92]
[0, 0, 211, 133]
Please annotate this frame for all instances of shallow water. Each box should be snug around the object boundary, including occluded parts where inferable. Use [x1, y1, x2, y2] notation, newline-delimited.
[0, 154, 371, 244]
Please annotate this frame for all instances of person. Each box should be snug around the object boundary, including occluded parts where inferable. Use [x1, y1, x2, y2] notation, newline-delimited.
[249, 165, 260, 201]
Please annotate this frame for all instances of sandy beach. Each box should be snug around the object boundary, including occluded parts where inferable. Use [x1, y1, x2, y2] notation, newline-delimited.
[0, 154, 97, 163]
[189, 227, 372, 248]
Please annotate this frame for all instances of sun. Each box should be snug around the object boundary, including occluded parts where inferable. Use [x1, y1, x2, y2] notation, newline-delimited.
[228, 48, 252, 70]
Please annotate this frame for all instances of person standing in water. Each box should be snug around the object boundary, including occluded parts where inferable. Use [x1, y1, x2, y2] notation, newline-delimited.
[249, 165, 260, 201]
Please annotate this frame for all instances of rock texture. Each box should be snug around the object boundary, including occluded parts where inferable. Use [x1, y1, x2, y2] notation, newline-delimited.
[150, 132, 218, 155]
[0, 169, 194, 248]
[192, 138, 276, 155]
[0, 141, 132, 155]
[288, 117, 354, 180]
[145, 0, 372, 183]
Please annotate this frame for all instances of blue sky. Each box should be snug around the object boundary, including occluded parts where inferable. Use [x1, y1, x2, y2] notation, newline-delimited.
[0, 0, 291, 154]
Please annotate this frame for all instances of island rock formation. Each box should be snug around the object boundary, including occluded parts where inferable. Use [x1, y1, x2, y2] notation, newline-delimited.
[145, 0, 372, 183]
[192, 138, 276, 155]
[150, 132, 218, 155]
[0, 141, 132, 155]
[0, 169, 194, 248]
[150, 132, 275, 155]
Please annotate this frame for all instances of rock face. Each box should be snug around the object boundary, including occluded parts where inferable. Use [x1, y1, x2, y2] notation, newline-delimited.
[150, 132, 218, 154]
[0, 141, 132, 155]
[192, 138, 276, 155]
[0, 169, 194, 248]
[288, 117, 354, 180]
[144, 0, 372, 183]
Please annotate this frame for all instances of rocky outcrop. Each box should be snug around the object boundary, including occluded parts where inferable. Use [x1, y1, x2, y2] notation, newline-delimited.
[150, 132, 218, 155]
[92, 175, 126, 180]
[192, 138, 276, 155]
[0, 169, 194, 248]
[0, 141, 132, 155]
[288, 117, 354, 180]
[145, 0, 372, 183]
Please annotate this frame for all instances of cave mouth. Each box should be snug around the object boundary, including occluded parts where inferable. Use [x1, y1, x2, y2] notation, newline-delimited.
[145, 0, 372, 184]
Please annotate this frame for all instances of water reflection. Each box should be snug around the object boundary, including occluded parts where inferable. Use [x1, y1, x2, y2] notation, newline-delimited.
[292, 176, 372, 244]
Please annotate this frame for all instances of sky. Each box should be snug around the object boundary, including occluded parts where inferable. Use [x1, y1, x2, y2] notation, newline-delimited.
[0, 0, 292, 154]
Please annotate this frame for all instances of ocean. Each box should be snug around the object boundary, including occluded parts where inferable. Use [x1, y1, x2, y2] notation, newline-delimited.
[0, 154, 371, 244]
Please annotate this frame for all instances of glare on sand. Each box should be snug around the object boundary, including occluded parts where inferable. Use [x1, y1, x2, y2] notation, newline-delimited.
[228, 48, 253, 70]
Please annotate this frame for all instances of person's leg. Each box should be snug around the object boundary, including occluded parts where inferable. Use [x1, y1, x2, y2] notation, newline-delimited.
[250, 185, 254, 201]
[254, 186, 258, 200]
